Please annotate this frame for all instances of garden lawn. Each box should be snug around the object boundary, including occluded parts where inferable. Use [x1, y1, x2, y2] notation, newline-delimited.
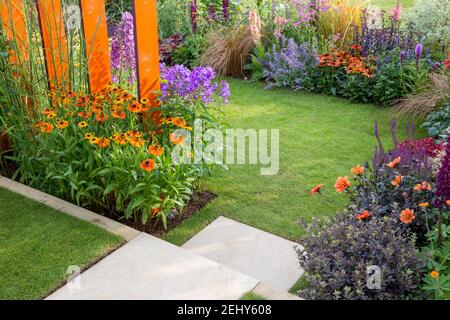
[370, 0, 415, 10]
[0, 187, 123, 299]
[164, 79, 423, 245]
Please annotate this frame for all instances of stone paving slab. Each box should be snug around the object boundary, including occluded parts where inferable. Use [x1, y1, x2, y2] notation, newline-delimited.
[47, 233, 259, 300]
[182, 216, 304, 292]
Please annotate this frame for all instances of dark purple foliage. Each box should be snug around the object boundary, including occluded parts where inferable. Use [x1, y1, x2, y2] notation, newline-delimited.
[297, 213, 424, 300]
[222, 0, 229, 21]
[159, 34, 184, 65]
[190, 1, 197, 32]
[433, 135, 450, 208]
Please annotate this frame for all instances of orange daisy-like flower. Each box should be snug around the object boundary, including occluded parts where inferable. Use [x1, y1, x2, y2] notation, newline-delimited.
[46, 112, 56, 119]
[34, 122, 54, 133]
[95, 112, 109, 122]
[387, 156, 401, 168]
[129, 136, 145, 148]
[140, 159, 156, 172]
[148, 144, 164, 157]
[351, 165, 365, 176]
[128, 101, 142, 113]
[391, 175, 403, 188]
[56, 120, 69, 129]
[413, 181, 431, 192]
[400, 208, 415, 224]
[152, 207, 162, 217]
[430, 271, 440, 279]
[172, 117, 187, 128]
[447, 200, 450, 206]
[310, 184, 324, 196]
[356, 210, 371, 220]
[89, 137, 99, 145]
[91, 106, 103, 114]
[78, 121, 88, 129]
[418, 202, 429, 208]
[112, 110, 126, 119]
[78, 111, 92, 119]
[96, 137, 111, 148]
[169, 133, 185, 145]
[335, 176, 351, 193]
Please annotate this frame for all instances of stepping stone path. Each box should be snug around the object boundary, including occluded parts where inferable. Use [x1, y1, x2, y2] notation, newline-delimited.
[183, 216, 304, 292]
[47, 217, 303, 300]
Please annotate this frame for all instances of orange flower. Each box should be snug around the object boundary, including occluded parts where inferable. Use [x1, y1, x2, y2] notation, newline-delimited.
[56, 120, 69, 129]
[34, 122, 54, 133]
[172, 117, 187, 128]
[418, 202, 429, 208]
[170, 132, 185, 145]
[112, 110, 126, 119]
[128, 101, 142, 113]
[148, 144, 164, 157]
[430, 271, 440, 279]
[95, 112, 109, 122]
[351, 165, 365, 176]
[152, 207, 162, 217]
[78, 111, 92, 119]
[96, 137, 111, 148]
[447, 200, 450, 206]
[310, 184, 324, 196]
[335, 176, 351, 193]
[391, 175, 403, 188]
[387, 156, 401, 168]
[129, 136, 145, 148]
[400, 209, 415, 224]
[356, 210, 371, 220]
[413, 181, 431, 192]
[113, 134, 129, 145]
[140, 159, 156, 172]
[78, 121, 88, 128]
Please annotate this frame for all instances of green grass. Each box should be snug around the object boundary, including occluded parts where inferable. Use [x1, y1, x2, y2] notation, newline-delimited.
[240, 292, 267, 300]
[0, 187, 124, 299]
[163, 79, 422, 245]
[369, 0, 415, 10]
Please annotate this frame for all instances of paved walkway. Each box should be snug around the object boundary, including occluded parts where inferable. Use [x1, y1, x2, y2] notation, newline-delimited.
[47, 217, 302, 300]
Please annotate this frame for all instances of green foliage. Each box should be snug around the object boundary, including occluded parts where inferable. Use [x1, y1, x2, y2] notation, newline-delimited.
[422, 104, 450, 142]
[172, 33, 206, 68]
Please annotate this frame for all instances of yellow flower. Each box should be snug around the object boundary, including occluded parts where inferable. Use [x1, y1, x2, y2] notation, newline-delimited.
[78, 121, 88, 128]
[418, 202, 429, 208]
[56, 120, 69, 129]
[430, 271, 439, 279]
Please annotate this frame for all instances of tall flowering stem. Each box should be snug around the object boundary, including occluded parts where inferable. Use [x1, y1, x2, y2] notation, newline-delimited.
[190, 1, 197, 32]
[222, 0, 229, 22]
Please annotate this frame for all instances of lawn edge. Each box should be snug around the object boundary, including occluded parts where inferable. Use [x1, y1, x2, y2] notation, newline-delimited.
[0, 175, 141, 242]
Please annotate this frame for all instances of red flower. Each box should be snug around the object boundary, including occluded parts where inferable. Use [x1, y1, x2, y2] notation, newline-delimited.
[310, 184, 324, 196]
[356, 210, 371, 220]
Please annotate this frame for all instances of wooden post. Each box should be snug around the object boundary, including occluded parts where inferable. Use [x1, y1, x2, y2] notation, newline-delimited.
[79, 0, 111, 93]
[36, 0, 69, 91]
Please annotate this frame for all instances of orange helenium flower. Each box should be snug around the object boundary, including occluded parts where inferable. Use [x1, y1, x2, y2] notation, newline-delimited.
[128, 101, 142, 113]
[351, 165, 365, 176]
[387, 156, 401, 168]
[170, 133, 185, 145]
[356, 210, 371, 220]
[335, 176, 351, 193]
[310, 184, 324, 196]
[78, 111, 92, 119]
[129, 136, 145, 148]
[95, 112, 109, 122]
[96, 137, 111, 148]
[56, 120, 69, 129]
[430, 271, 440, 279]
[414, 181, 431, 192]
[400, 209, 415, 224]
[419, 202, 429, 208]
[140, 159, 156, 172]
[391, 175, 403, 187]
[78, 121, 88, 128]
[148, 144, 164, 157]
[447, 200, 450, 206]
[112, 110, 126, 119]
[172, 117, 187, 128]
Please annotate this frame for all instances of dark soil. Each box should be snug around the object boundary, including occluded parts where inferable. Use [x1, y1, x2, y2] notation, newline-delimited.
[122, 191, 216, 238]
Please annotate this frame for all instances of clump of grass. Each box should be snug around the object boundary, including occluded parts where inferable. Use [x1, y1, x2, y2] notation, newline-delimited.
[199, 22, 255, 78]
[393, 73, 449, 119]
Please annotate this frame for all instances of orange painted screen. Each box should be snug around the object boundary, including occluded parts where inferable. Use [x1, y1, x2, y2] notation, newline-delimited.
[133, 0, 160, 105]
[36, 0, 69, 90]
[0, 0, 28, 62]
[79, 0, 111, 93]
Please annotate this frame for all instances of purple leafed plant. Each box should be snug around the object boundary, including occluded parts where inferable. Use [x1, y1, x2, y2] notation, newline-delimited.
[190, 1, 198, 32]
[160, 64, 230, 105]
[433, 135, 450, 209]
[222, 0, 229, 21]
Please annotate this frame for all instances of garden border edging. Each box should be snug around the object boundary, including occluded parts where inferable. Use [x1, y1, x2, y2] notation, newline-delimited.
[0, 176, 141, 241]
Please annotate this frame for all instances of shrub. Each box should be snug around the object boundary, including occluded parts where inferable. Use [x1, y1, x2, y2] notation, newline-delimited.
[297, 213, 424, 300]
[260, 36, 319, 90]
[408, 0, 450, 49]
[159, 34, 185, 65]
[172, 33, 206, 68]
[422, 103, 450, 142]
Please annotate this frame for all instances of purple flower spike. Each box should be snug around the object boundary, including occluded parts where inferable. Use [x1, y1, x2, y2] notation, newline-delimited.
[415, 43, 423, 64]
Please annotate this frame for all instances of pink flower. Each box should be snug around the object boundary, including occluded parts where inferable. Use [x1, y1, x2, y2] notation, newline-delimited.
[391, 3, 403, 22]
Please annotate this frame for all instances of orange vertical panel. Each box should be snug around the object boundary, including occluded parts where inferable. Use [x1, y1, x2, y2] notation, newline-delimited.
[36, 0, 68, 90]
[79, 0, 111, 93]
[132, 0, 160, 105]
[0, 0, 28, 62]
